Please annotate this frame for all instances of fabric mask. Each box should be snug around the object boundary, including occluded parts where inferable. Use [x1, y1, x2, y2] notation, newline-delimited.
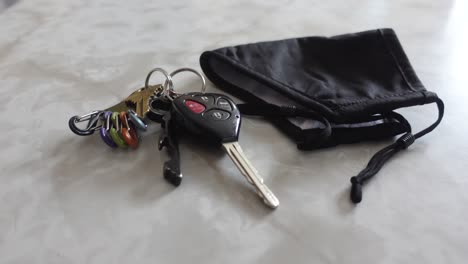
[200, 28, 444, 204]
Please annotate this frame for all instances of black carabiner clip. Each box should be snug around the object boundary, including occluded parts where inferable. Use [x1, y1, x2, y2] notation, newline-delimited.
[68, 111, 103, 136]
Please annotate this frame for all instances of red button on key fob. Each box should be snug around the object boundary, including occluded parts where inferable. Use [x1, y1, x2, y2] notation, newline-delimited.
[184, 100, 206, 114]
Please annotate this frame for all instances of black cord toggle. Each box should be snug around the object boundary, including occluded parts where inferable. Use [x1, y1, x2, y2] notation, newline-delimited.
[348, 98, 444, 204]
[350, 176, 363, 203]
[397, 132, 415, 149]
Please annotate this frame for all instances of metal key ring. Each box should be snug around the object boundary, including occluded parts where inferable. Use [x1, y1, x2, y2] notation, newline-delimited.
[145, 67, 174, 96]
[163, 68, 206, 100]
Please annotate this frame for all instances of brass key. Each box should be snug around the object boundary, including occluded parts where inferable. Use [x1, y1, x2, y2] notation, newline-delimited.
[106, 84, 164, 117]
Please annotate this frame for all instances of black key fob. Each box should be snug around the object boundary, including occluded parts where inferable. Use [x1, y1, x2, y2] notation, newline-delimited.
[172, 93, 241, 143]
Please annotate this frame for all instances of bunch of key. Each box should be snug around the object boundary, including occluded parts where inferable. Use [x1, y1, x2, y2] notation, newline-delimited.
[69, 67, 279, 209]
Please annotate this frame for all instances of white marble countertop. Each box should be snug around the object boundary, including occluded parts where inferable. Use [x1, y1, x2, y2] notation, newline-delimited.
[1, 0, 467, 263]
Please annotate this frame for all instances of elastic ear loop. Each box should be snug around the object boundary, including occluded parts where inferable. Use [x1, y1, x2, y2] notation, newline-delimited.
[119, 112, 139, 149]
[110, 112, 127, 148]
[350, 98, 445, 203]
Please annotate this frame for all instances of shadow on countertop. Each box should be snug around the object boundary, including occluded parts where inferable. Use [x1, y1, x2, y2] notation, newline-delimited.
[0, 0, 19, 13]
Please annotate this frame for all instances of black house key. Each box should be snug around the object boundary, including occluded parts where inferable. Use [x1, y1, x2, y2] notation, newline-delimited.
[172, 93, 279, 209]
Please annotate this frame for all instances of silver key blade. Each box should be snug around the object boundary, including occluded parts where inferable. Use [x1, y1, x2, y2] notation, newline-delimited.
[222, 142, 280, 209]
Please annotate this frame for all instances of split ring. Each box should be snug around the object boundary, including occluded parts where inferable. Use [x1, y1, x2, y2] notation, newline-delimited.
[145, 67, 174, 96]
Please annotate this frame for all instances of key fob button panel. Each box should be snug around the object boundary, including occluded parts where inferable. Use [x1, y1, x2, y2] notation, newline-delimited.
[216, 98, 232, 111]
[199, 95, 214, 105]
[184, 100, 206, 114]
[172, 93, 241, 143]
[205, 109, 230, 120]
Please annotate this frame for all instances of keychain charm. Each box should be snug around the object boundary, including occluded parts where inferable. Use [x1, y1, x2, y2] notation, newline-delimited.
[153, 68, 207, 186]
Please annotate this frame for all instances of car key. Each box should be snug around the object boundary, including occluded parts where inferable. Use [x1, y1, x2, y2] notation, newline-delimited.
[172, 92, 279, 209]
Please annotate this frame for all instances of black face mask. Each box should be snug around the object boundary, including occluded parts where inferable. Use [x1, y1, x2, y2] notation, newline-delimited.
[200, 28, 444, 204]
